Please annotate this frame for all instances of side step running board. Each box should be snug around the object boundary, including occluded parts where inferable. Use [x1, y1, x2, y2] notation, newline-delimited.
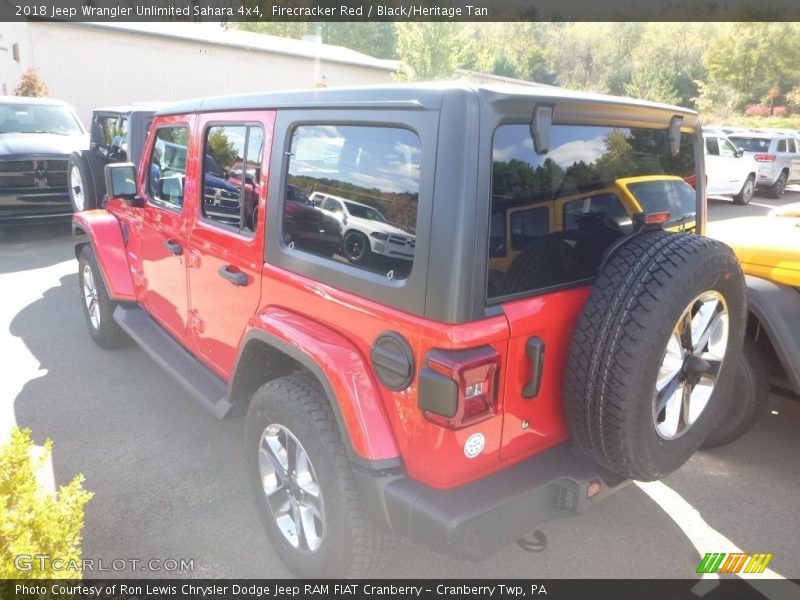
[114, 304, 233, 420]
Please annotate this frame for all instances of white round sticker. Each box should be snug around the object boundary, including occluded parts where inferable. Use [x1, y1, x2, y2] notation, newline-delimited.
[464, 433, 485, 459]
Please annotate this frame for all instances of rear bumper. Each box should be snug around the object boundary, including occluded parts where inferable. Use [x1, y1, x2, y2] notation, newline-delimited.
[356, 443, 628, 560]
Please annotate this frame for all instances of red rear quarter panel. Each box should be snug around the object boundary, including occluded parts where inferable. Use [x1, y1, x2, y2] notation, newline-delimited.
[258, 264, 512, 489]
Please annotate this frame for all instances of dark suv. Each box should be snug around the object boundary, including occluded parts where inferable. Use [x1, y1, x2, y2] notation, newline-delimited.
[68, 104, 160, 212]
[0, 96, 87, 222]
[72, 84, 746, 577]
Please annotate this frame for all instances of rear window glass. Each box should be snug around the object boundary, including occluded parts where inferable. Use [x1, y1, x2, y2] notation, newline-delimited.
[729, 137, 770, 152]
[284, 125, 421, 280]
[626, 179, 696, 222]
[487, 124, 696, 300]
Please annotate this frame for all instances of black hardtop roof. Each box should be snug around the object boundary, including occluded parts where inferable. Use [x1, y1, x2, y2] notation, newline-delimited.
[156, 82, 698, 121]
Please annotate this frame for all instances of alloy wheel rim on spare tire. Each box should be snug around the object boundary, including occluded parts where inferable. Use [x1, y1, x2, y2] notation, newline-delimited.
[257, 423, 325, 552]
[70, 165, 85, 211]
[653, 290, 729, 440]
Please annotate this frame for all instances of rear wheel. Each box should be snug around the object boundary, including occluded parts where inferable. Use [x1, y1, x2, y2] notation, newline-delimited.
[565, 231, 746, 481]
[701, 337, 770, 448]
[244, 374, 391, 577]
[733, 174, 755, 205]
[767, 171, 788, 199]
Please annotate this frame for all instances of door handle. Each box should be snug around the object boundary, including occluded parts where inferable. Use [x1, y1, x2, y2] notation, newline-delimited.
[218, 265, 248, 286]
[522, 337, 545, 399]
[163, 240, 183, 256]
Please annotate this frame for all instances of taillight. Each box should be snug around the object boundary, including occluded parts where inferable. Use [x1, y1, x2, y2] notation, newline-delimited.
[645, 211, 671, 225]
[754, 153, 776, 162]
[418, 346, 500, 429]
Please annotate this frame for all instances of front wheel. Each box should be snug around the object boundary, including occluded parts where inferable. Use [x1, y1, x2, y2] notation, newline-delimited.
[733, 174, 755, 205]
[77, 245, 127, 348]
[343, 231, 371, 264]
[244, 374, 391, 577]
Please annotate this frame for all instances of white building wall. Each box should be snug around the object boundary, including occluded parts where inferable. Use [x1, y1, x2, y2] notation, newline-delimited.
[3, 22, 395, 126]
[0, 22, 34, 96]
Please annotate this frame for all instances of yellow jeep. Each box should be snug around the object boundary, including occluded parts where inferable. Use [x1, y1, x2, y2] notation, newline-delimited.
[704, 204, 800, 445]
[488, 175, 696, 294]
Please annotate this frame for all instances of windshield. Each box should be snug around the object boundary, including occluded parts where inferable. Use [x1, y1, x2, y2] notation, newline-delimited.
[626, 179, 696, 224]
[344, 201, 387, 223]
[729, 137, 771, 152]
[0, 103, 83, 135]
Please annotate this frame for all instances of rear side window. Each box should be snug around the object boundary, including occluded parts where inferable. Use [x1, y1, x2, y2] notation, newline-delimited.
[284, 125, 421, 280]
[148, 126, 189, 211]
[201, 124, 264, 235]
[730, 137, 770, 152]
[487, 124, 696, 300]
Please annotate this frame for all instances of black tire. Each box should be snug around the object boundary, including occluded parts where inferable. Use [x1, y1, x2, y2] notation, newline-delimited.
[733, 174, 755, 205]
[564, 231, 746, 481]
[701, 337, 770, 448]
[244, 374, 391, 578]
[343, 230, 371, 265]
[77, 245, 127, 349]
[767, 171, 788, 199]
[87, 150, 108, 199]
[68, 152, 104, 211]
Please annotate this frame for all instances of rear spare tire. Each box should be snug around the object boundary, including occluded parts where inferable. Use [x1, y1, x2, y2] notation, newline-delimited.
[565, 230, 745, 481]
[69, 152, 104, 211]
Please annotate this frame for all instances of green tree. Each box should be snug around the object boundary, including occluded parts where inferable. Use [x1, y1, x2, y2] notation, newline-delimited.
[207, 129, 240, 171]
[322, 23, 396, 59]
[394, 23, 472, 80]
[235, 21, 311, 39]
[624, 65, 681, 106]
[704, 22, 800, 110]
[492, 51, 521, 79]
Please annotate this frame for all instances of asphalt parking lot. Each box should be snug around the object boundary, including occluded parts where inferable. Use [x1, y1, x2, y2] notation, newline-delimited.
[1, 191, 799, 580]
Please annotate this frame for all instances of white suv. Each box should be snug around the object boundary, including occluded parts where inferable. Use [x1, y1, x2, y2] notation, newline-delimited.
[703, 130, 759, 205]
[310, 192, 416, 264]
[728, 132, 800, 199]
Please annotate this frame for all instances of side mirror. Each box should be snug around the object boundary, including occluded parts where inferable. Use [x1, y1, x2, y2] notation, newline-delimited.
[735, 148, 744, 158]
[104, 163, 142, 207]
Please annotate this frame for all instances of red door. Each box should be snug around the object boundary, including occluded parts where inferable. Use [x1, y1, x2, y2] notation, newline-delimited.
[186, 112, 275, 377]
[137, 117, 195, 341]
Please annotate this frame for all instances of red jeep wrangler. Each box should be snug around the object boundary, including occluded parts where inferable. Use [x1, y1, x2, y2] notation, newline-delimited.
[72, 84, 745, 577]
